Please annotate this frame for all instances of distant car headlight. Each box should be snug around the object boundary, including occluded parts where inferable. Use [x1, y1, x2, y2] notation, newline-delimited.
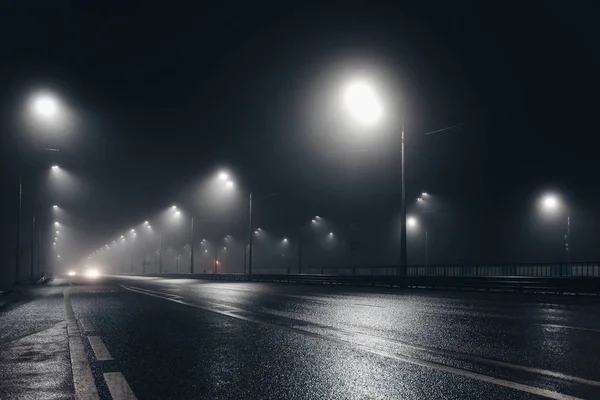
[67, 270, 77, 276]
[85, 268, 100, 279]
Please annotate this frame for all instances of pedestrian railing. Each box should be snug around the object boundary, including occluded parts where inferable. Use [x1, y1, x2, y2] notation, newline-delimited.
[321, 263, 600, 277]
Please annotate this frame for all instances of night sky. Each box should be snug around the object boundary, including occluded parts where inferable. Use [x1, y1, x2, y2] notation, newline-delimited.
[1, 1, 599, 282]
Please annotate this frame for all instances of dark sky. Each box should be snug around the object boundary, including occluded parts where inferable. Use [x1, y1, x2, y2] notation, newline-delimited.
[1, 1, 599, 280]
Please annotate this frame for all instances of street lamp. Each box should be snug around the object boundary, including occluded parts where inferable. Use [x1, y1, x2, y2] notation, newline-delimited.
[51, 165, 59, 170]
[407, 217, 418, 228]
[343, 81, 383, 125]
[342, 78, 407, 271]
[32, 94, 59, 118]
[539, 193, 570, 263]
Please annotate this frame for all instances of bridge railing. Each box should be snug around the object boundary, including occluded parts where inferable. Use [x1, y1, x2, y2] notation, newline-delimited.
[320, 263, 600, 277]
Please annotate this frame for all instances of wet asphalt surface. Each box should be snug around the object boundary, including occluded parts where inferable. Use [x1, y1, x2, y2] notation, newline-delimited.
[1, 276, 600, 399]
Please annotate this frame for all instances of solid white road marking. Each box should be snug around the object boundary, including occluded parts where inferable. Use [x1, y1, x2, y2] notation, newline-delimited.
[80, 318, 95, 333]
[104, 372, 137, 400]
[63, 288, 100, 400]
[120, 284, 585, 400]
[88, 336, 113, 361]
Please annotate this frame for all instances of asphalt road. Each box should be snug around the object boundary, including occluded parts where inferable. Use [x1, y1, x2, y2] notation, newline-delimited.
[1, 276, 600, 399]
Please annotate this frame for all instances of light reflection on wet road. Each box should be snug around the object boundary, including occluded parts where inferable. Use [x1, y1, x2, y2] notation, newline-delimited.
[1, 275, 600, 399]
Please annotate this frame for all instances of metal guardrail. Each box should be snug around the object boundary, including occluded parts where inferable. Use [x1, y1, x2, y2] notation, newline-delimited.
[321, 263, 600, 277]
[145, 273, 600, 295]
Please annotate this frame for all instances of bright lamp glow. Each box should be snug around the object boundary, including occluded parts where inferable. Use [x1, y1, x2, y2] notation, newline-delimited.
[225, 180, 234, 188]
[343, 81, 383, 124]
[51, 165, 59, 170]
[407, 217, 418, 227]
[54, 221, 59, 226]
[218, 171, 229, 181]
[33, 95, 58, 117]
[67, 270, 76, 277]
[53, 205, 58, 209]
[541, 194, 559, 211]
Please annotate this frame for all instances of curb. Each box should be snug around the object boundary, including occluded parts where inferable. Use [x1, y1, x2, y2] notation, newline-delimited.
[0, 290, 22, 310]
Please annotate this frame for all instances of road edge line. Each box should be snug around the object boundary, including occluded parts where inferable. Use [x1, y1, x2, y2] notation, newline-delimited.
[63, 288, 100, 400]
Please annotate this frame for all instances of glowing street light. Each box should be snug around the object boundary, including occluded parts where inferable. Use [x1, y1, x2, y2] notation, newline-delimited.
[51, 165, 59, 170]
[343, 81, 383, 125]
[539, 193, 570, 262]
[541, 194, 559, 212]
[218, 171, 229, 181]
[32, 94, 59, 118]
[54, 221, 60, 226]
[340, 77, 416, 270]
[53, 205, 58, 209]
[407, 217, 418, 228]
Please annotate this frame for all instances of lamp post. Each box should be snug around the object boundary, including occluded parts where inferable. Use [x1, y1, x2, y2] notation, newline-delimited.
[15, 92, 65, 284]
[158, 228, 163, 274]
[248, 192, 253, 275]
[342, 80, 406, 272]
[540, 194, 570, 263]
[190, 217, 195, 274]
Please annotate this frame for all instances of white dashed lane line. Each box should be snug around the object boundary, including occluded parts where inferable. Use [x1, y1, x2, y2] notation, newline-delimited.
[80, 318, 95, 333]
[88, 335, 114, 361]
[104, 372, 138, 400]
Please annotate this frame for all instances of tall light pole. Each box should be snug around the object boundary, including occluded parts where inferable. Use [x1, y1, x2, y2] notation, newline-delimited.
[30, 216, 35, 282]
[399, 119, 407, 271]
[248, 192, 253, 275]
[190, 217, 195, 273]
[15, 175, 22, 284]
[158, 228, 163, 274]
[342, 80, 407, 271]
[540, 194, 571, 263]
